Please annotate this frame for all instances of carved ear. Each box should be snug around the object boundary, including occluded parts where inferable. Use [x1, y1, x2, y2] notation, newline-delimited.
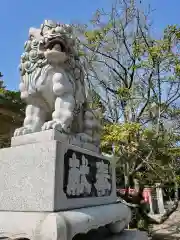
[29, 28, 42, 41]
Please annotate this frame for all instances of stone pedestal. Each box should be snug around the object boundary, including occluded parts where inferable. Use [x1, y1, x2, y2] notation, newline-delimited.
[0, 130, 148, 239]
[1, 130, 116, 211]
[0, 203, 132, 240]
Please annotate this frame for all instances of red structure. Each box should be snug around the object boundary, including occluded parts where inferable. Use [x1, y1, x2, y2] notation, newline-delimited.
[117, 188, 152, 204]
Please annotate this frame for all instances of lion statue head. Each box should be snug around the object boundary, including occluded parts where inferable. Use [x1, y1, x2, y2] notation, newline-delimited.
[38, 20, 76, 64]
[19, 20, 84, 101]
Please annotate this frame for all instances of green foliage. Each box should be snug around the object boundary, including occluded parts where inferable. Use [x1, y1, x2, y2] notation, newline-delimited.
[117, 88, 131, 100]
[0, 72, 5, 89]
[85, 22, 112, 45]
[76, 0, 180, 192]
[0, 74, 25, 148]
[101, 121, 177, 185]
[0, 89, 25, 113]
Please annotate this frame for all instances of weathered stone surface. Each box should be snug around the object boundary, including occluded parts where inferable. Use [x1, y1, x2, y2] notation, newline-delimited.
[0, 203, 131, 240]
[152, 205, 180, 239]
[11, 129, 99, 152]
[0, 140, 56, 211]
[0, 133, 116, 211]
[11, 129, 68, 146]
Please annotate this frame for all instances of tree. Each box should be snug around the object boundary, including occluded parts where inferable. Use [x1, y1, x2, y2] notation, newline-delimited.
[0, 72, 5, 89]
[76, 0, 180, 194]
[0, 74, 25, 148]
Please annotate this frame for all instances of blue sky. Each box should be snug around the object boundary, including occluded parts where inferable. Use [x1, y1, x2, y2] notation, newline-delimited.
[1, 0, 180, 90]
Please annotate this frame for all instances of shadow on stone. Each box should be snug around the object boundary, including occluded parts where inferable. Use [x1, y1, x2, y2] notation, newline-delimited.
[73, 226, 111, 240]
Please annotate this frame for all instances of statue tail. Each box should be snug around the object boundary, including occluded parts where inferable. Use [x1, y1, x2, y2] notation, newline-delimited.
[83, 108, 102, 145]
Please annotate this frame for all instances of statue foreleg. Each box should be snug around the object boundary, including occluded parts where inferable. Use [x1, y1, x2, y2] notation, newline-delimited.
[41, 73, 75, 133]
[14, 104, 46, 136]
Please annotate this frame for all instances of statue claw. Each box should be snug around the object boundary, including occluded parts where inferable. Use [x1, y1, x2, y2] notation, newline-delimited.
[14, 127, 33, 137]
[41, 120, 63, 132]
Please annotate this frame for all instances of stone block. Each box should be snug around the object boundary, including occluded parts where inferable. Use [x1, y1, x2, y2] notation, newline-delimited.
[11, 129, 99, 152]
[0, 131, 116, 211]
[0, 203, 131, 240]
[11, 129, 69, 146]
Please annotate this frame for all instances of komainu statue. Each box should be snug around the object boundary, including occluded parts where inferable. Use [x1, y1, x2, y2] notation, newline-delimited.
[14, 20, 101, 145]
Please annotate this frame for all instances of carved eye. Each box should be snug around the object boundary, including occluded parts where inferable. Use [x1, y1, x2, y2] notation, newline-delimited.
[42, 25, 51, 34]
[55, 26, 65, 33]
[32, 39, 38, 45]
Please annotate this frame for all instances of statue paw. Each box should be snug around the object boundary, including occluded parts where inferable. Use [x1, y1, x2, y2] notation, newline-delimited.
[14, 127, 33, 136]
[41, 120, 63, 132]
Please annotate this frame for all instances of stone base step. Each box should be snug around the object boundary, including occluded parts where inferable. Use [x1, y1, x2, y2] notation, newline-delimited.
[0, 203, 131, 240]
[73, 229, 148, 240]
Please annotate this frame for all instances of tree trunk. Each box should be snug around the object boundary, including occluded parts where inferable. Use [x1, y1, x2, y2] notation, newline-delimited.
[174, 180, 179, 201]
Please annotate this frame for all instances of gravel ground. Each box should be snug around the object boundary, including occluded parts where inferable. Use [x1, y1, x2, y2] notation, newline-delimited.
[152, 205, 180, 240]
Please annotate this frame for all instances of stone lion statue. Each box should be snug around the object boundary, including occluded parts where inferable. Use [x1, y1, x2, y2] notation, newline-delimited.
[14, 20, 101, 145]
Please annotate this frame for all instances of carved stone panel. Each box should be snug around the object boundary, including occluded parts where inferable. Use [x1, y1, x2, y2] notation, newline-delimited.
[63, 149, 112, 198]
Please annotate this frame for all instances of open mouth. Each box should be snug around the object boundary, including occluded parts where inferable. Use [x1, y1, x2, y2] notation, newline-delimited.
[40, 37, 68, 64]
[44, 38, 66, 52]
